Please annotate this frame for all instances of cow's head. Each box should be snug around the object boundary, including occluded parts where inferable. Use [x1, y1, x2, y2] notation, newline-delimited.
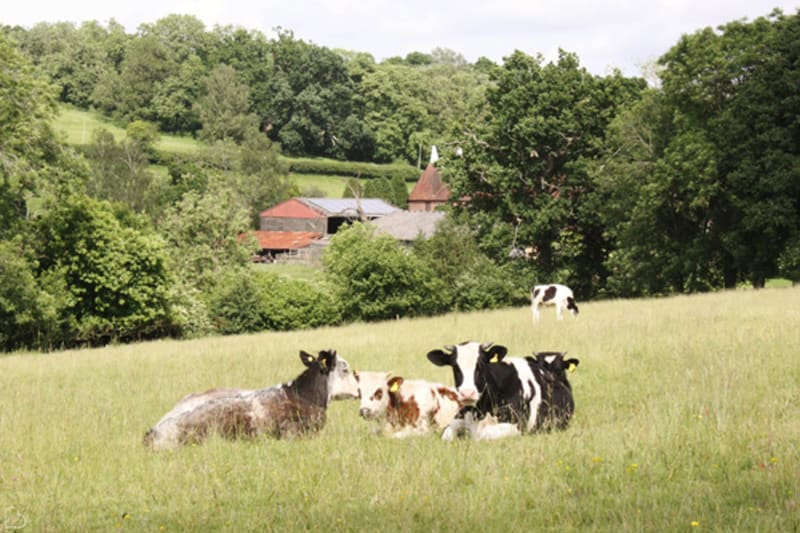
[301, 349, 359, 400]
[426, 341, 508, 405]
[355, 371, 392, 420]
[529, 351, 580, 383]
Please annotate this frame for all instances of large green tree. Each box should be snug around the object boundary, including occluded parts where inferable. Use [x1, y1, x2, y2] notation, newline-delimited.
[603, 9, 800, 293]
[446, 50, 645, 297]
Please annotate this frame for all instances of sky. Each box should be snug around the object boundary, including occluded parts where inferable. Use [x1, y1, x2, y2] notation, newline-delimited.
[4, 1, 798, 77]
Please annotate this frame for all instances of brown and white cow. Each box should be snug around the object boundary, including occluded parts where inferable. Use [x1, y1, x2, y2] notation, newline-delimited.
[531, 284, 579, 322]
[143, 349, 359, 450]
[356, 371, 460, 438]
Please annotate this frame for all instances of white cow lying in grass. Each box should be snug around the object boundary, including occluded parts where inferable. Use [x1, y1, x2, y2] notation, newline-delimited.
[531, 284, 580, 322]
[144, 349, 359, 450]
[356, 371, 460, 438]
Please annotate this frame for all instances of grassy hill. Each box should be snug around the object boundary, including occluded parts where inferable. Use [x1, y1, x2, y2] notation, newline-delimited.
[2, 286, 798, 531]
[53, 106, 417, 199]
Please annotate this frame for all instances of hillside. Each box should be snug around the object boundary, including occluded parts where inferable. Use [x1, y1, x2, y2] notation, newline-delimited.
[53, 105, 419, 200]
[1, 287, 798, 530]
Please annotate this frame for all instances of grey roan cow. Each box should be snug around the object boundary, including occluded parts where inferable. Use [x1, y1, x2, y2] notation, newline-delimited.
[144, 349, 359, 450]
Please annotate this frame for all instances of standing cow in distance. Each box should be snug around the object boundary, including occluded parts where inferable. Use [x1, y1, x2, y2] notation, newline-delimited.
[143, 349, 359, 450]
[531, 284, 579, 322]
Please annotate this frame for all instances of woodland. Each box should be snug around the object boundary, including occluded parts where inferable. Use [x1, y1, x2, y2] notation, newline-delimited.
[0, 9, 798, 351]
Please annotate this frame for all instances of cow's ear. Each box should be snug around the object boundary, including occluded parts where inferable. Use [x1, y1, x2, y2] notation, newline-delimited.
[299, 351, 317, 367]
[387, 376, 404, 393]
[318, 349, 336, 371]
[485, 344, 508, 363]
[565, 358, 580, 373]
[427, 349, 452, 366]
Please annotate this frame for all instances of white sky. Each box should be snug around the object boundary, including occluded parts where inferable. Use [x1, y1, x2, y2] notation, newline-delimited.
[3, 1, 798, 77]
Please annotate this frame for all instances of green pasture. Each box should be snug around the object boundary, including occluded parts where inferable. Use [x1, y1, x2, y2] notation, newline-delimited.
[1, 287, 798, 531]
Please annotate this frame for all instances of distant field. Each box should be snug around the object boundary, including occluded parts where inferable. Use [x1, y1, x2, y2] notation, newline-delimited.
[55, 106, 127, 145]
[1, 287, 798, 531]
[54, 106, 418, 199]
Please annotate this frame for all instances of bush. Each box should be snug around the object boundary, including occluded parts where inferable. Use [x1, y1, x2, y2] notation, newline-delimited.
[208, 269, 341, 334]
[35, 195, 175, 346]
[323, 223, 446, 321]
[286, 157, 417, 182]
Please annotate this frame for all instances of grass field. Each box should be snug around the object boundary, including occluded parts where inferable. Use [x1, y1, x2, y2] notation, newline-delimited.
[1, 287, 798, 531]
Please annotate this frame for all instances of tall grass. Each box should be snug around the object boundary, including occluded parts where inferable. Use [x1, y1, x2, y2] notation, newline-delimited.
[2, 288, 798, 531]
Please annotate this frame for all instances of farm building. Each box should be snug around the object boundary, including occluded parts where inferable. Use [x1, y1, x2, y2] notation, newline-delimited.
[408, 163, 450, 212]
[369, 210, 445, 244]
[248, 198, 399, 260]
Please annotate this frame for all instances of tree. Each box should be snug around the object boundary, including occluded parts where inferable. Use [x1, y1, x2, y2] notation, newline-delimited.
[35, 195, 175, 346]
[0, 238, 61, 351]
[446, 50, 645, 297]
[0, 31, 86, 236]
[655, 9, 800, 288]
[85, 128, 156, 214]
[158, 182, 253, 292]
[194, 64, 257, 143]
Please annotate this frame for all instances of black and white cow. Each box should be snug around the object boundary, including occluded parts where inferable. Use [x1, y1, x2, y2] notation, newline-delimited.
[531, 284, 579, 322]
[527, 351, 580, 431]
[426, 341, 579, 440]
[143, 349, 359, 450]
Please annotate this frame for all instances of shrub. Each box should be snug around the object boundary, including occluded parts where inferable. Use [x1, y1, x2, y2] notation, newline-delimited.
[323, 223, 446, 321]
[208, 269, 341, 334]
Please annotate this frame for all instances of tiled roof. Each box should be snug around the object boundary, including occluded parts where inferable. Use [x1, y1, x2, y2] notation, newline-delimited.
[408, 164, 450, 202]
[241, 230, 322, 250]
[260, 198, 324, 219]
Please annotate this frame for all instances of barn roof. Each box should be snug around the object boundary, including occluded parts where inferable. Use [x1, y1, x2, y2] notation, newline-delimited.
[260, 198, 399, 218]
[299, 198, 399, 217]
[241, 230, 322, 250]
[408, 164, 450, 202]
[259, 198, 324, 219]
[370, 211, 445, 241]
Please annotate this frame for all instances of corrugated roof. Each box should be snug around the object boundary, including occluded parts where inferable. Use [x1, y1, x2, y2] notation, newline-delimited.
[260, 198, 399, 218]
[299, 198, 399, 217]
[370, 211, 445, 241]
[408, 164, 451, 202]
[241, 230, 322, 250]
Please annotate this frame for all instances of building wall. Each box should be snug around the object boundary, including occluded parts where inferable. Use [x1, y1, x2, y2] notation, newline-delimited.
[260, 216, 326, 233]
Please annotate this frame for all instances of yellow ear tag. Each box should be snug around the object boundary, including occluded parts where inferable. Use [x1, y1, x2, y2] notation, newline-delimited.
[320, 358, 327, 369]
[389, 381, 400, 393]
[490, 355, 499, 363]
[568, 363, 577, 373]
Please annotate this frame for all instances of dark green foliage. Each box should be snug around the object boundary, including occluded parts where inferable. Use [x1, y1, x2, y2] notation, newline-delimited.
[287, 157, 417, 182]
[447, 50, 646, 298]
[413, 217, 518, 311]
[323, 223, 446, 321]
[363, 175, 408, 208]
[208, 269, 341, 334]
[34, 195, 175, 346]
[0, 239, 61, 351]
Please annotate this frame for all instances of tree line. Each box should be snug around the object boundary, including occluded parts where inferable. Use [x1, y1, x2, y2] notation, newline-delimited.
[1, 9, 797, 352]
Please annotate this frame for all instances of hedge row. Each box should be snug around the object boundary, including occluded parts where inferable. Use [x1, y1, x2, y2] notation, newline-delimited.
[283, 157, 419, 181]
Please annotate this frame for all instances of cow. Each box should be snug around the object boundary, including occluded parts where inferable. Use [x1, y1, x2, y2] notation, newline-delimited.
[356, 371, 460, 438]
[143, 349, 359, 450]
[426, 341, 579, 440]
[531, 284, 579, 322]
[527, 351, 580, 431]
